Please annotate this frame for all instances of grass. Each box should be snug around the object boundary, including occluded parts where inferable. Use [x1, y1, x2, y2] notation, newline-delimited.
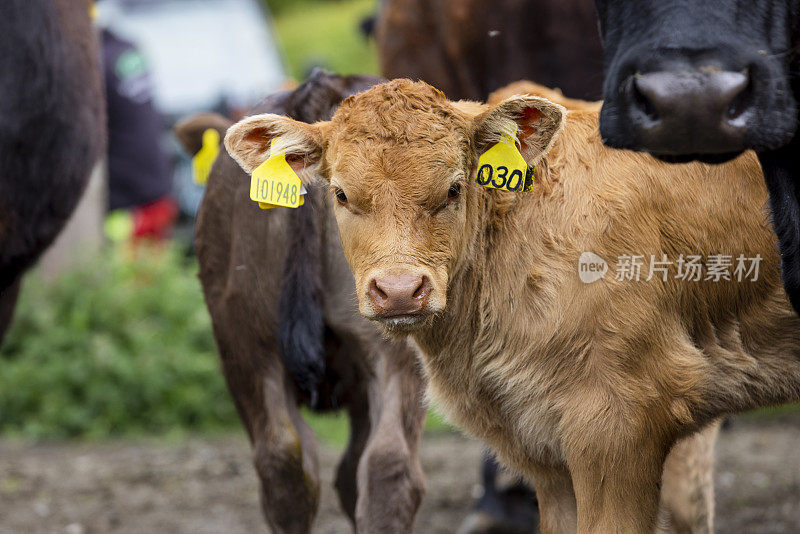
[269, 0, 378, 80]
[0, 245, 238, 440]
[0, 243, 455, 445]
[303, 406, 457, 448]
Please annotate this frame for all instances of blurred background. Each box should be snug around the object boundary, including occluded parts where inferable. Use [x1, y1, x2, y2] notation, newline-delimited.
[2, 1, 800, 533]
[0, 2, 459, 532]
[2, 0, 385, 444]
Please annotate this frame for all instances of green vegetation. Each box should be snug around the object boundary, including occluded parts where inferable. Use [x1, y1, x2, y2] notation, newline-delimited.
[0, 245, 236, 439]
[270, 0, 378, 79]
[302, 406, 456, 448]
[0, 245, 454, 444]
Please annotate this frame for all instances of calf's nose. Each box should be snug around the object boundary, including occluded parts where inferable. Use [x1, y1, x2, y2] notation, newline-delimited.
[368, 273, 431, 316]
[626, 70, 751, 155]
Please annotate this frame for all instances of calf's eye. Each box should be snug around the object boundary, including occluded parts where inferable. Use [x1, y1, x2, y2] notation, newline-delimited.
[335, 189, 348, 204]
[447, 183, 462, 201]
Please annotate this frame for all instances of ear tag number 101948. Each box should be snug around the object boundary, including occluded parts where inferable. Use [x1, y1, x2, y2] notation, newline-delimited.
[250, 138, 307, 209]
[476, 129, 534, 192]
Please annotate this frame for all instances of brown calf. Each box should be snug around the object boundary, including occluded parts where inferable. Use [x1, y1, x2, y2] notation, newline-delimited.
[176, 72, 427, 533]
[224, 79, 800, 533]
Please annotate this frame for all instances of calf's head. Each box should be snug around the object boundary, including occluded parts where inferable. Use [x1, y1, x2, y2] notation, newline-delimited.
[225, 80, 565, 332]
[596, 0, 799, 162]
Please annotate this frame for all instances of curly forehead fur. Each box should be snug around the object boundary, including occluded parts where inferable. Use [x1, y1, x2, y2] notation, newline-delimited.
[329, 79, 471, 145]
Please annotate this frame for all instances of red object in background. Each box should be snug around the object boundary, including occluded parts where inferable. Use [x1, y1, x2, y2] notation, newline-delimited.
[132, 197, 178, 240]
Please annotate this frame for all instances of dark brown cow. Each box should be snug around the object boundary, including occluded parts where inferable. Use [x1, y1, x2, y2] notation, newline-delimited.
[0, 0, 105, 341]
[175, 71, 427, 533]
[376, 0, 604, 101]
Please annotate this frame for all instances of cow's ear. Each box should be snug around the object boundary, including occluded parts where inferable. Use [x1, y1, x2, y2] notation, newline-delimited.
[224, 113, 328, 177]
[472, 95, 566, 166]
[174, 113, 233, 156]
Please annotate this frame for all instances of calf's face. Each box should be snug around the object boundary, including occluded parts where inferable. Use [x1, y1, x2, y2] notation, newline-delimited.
[596, 0, 799, 162]
[225, 80, 565, 333]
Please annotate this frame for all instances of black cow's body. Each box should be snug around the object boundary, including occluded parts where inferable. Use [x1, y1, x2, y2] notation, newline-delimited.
[0, 0, 105, 341]
[595, 0, 800, 313]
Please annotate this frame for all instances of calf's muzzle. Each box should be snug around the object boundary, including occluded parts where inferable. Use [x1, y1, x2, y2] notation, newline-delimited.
[368, 273, 431, 318]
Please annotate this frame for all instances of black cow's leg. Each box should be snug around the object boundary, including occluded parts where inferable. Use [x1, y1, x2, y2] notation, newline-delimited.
[457, 452, 540, 534]
[760, 133, 800, 315]
[0, 277, 22, 344]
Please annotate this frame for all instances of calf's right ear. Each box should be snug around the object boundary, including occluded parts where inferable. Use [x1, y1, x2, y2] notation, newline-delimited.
[224, 114, 328, 178]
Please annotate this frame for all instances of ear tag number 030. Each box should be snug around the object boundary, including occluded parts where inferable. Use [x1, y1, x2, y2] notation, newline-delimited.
[250, 138, 307, 209]
[476, 130, 534, 192]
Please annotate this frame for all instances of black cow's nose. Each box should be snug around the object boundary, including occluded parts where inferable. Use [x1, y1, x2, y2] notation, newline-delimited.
[624, 68, 752, 156]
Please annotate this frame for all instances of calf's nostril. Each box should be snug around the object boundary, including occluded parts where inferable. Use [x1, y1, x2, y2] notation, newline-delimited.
[369, 279, 388, 302]
[413, 276, 431, 300]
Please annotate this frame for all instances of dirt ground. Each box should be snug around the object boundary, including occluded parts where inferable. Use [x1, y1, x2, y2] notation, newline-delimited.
[1, 415, 800, 534]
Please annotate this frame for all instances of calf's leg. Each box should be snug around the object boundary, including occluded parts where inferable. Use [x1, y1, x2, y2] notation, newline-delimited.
[657, 421, 720, 534]
[354, 341, 427, 533]
[334, 390, 371, 522]
[254, 371, 321, 534]
[528, 464, 578, 534]
[216, 333, 320, 534]
[566, 434, 666, 534]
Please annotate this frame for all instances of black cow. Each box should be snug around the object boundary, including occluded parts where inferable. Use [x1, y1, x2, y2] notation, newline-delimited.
[595, 0, 800, 312]
[0, 0, 105, 341]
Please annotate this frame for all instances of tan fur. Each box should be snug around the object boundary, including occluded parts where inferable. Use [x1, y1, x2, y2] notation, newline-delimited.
[657, 422, 720, 534]
[226, 79, 800, 533]
[488, 80, 603, 112]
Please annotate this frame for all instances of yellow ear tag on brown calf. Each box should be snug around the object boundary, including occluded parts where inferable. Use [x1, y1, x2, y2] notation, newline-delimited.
[192, 128, 220, 185]
[476, 130, 534, 192]
[250, 138, 306, 209]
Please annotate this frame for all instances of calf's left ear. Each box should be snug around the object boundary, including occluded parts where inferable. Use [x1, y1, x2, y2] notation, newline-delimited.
[224, 113, 328, 180]
[472, 96, 566, 166]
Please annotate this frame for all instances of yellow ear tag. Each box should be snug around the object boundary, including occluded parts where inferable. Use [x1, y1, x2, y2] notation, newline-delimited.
[191, 129, 220, 186]
[476, 129, 534, 192]
[250, 138, 306, 209]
